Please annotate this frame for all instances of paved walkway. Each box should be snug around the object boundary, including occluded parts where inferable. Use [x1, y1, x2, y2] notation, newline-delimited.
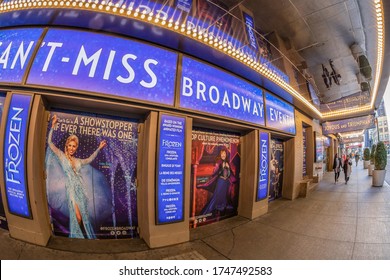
[1, 161, 390, 260]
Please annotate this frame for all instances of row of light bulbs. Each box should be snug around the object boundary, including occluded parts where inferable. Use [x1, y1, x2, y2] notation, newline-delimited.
[0, 0, 385, 120]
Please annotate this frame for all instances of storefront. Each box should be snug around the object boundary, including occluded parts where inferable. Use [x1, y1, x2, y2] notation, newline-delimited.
[0, 0, 323, 249]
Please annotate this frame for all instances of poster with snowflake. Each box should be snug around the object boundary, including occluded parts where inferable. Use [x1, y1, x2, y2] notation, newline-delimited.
[45, 110, 138, 239]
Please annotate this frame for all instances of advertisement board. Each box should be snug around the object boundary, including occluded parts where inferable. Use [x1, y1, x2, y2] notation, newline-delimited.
[0, 93, 8, 229]
[257, 132, 269, 201]
[45, 110, 138, 239]
[156, 114, 185, 224]
[180, 56, 265, 126]
[265, 92, 296, 135]
[27, 28, 178, 106]
[0, 28, 43, 84]
[315, 132, 324, 163]
[3, 94, 33, 218]
[269, 138, 284, 201]
[190, 128, 240, 227]
[322, 115, 375, 135]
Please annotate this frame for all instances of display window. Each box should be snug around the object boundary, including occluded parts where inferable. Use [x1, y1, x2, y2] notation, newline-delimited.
[45, 109, 139, 239]
[0, 92, 8, 230]
[190, 128, 240, 228]
[269, 138, 284, 201]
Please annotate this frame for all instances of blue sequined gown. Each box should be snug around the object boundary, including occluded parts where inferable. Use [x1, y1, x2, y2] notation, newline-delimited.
[48, 128, 101, 239]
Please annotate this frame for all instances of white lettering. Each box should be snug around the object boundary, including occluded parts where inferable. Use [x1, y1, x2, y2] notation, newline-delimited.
[140, 59, 158, 88]
[42, 42, 63, 72]
[72, 45, 102, 77]
[117, 53, 136, 83]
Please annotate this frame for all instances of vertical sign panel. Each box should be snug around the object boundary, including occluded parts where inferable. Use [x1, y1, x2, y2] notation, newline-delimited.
[0, 93, 8, 229]
[156, 114, 185, 224]
[242, 12, 258, 51]
[303, 127, 307, 177]
[257, 132, 269, 201]
[3, 94, 32, 218]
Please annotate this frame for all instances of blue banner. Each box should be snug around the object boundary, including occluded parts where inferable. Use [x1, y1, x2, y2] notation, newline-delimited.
[3, 94, 32, 218]
[27, 28, 178, 105]
[180, 57, 265, 126]
[265, 92, 296, 134]
[0, 28, 43, 84]
[257, 132, 269, 201]
[243, 12, 258, 51]
[156, 114, 185, 224]
[175, 0, 192, 13]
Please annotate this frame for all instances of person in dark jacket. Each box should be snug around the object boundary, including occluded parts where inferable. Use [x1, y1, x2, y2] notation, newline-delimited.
[332, 153, 342, 183]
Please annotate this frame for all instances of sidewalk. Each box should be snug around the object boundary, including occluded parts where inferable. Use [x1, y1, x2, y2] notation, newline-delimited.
[1, 161, 390, 260]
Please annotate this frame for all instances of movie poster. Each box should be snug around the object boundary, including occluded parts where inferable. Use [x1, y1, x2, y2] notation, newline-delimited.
[190, 128, 240, 228]
[45, 110, 138, 239]
[0, 93, 8, 230]
[269, 138, 284, 201]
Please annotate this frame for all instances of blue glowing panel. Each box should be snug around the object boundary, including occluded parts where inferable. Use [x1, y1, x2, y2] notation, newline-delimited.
[27, 29, 178, 105]
[175, 0, 193, 12]
[3, 94, 32, 218]
[180, 57, 265, 126]
[243, 12, 258, 51]
[265, 92, 296, 134]
[156, 114, 185, 224]
[257, 132, 269, 201]
[0, 28, 44, 84]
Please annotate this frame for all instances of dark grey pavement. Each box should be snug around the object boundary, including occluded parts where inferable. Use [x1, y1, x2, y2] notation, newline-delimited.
[1, 160, 390, 260]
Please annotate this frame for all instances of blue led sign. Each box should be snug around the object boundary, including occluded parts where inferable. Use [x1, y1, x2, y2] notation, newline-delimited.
[27, 28, 178, 105]
[3, 94, 32, 218]
[265, 92, 296, 134]
[257, 132, 269, 201]
[0, 28, 43, 84]
[175, 0, 192, 13]
[180, 57, 265, 126]
[156, 114, 185, 224]
[243, 12, 258, 51]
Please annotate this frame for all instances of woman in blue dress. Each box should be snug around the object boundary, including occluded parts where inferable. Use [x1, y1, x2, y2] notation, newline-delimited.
[197, 146, 236, 220]
[48, 114, 107, 239]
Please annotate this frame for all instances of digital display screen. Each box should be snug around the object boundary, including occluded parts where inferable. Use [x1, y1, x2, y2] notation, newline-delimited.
[265, 92, 296, 134]
[3, 94, 32, 218]
[180, 56, 265, 126]
[257, 132, 269, 201]
[0, 28, 43, 84]
[156, 114, 185, 224]
[27, 28, 178, 105]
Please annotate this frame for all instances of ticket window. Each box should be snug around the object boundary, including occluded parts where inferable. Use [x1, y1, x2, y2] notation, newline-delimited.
[190, 127, 241, 228]
[44, 109, 139, 239]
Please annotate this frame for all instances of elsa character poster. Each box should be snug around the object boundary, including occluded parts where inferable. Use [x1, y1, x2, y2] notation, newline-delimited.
[190, 128, 240, 228]
[45, 110, 138, 239]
